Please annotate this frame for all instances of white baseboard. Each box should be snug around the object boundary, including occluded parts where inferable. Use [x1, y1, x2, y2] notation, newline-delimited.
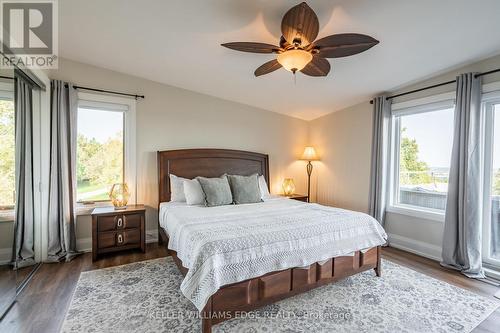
[387, 233, 442, 262]
[76, 229, 159, 253]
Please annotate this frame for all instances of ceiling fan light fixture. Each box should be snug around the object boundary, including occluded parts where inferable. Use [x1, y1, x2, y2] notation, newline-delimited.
[221, 2, 379, 78]
[277, 49, 312, 73]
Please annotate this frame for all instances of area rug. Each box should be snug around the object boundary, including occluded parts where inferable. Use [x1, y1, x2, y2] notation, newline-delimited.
[61, 257, 499, 333]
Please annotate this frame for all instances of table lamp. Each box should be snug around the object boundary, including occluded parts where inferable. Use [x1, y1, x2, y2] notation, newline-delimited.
[282, 178, 296, 196]
[109, 183, 130, 209]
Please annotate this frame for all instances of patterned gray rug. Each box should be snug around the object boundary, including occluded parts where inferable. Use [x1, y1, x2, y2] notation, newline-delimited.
[61, 257, 499, 333]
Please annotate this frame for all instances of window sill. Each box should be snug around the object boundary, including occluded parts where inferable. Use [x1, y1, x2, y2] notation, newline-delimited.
[386, 204, 445, 223]
[0, 210, 15, 223]
[75, 201, 114, 216]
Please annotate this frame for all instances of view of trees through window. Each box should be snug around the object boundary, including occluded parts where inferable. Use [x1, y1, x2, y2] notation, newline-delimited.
[77, 108, 124, 202]
[0, 100, 15, 208]
[397, 108, 454, 210]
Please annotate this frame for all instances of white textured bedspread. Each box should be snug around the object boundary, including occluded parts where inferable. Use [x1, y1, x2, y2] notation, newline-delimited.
[160, 198, 387, 311]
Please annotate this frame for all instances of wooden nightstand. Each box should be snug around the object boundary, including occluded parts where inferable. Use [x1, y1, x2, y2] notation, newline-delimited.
[91, 205, 146, 261]
[280, 194, 309, 202]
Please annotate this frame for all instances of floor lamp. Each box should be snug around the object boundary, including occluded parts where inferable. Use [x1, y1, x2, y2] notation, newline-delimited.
[300, 146, 319, 203]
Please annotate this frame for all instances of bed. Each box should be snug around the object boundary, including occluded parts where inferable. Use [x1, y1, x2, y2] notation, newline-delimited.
[157, 149, 387, 333]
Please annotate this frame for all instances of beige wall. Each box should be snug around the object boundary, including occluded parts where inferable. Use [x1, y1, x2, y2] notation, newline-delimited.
[309, 102, 373, 213]
[48, 58, 309, 250]
[309, 54, 500, 257]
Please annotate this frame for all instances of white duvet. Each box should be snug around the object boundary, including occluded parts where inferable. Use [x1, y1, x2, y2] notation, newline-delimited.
[159, 197, 387, 311]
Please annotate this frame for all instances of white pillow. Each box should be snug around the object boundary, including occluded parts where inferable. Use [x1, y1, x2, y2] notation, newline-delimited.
[184, 179, 205, 205]
[170, 174, 187, 202]
[258, 175, 271, 199]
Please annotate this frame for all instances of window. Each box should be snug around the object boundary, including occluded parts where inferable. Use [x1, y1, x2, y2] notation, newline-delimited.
[76, 93, 136, 205]
[0, 88, 15, 210]
[483, 97, 500, 268]
[390, 101, 455, 216]
[77, 107, 124, 202]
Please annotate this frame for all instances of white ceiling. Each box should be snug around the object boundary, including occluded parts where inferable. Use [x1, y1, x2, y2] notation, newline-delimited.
[59, 0, 500, 120]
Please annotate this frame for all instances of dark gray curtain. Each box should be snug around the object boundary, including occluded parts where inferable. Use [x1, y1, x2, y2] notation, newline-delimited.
[441, 73, 484, 278]
[14, 78, 35, 268]
[369, 95, 391, 226]
[47, 80, 80, 262]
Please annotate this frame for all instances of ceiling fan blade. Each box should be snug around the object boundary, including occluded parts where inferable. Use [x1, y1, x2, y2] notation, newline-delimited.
[221, 42, 281, 54]
[313, 33, 379, 58]
[281, 2, 319, 47]
[300, 57, 330, 77]
[254, 59, 282, 77]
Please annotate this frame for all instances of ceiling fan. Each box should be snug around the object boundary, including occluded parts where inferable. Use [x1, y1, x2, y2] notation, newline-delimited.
[221, 2, 379, 77]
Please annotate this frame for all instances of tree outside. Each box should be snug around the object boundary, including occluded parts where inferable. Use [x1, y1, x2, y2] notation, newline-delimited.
[76, 131, 123, 202]
[0, 100, 15, 207]
[399, 127, 451, 192]
[399, 128, 433, 186]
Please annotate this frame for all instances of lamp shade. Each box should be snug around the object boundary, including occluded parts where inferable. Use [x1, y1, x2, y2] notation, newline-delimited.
[277, 49, 313, 73]
[300, 146, 319, 161]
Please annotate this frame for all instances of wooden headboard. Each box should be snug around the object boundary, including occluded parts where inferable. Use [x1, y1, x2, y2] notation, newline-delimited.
[157, 148, 270, 203]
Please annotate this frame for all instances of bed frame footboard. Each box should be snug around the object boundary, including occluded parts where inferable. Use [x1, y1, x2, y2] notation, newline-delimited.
[160, 228, 381, 333]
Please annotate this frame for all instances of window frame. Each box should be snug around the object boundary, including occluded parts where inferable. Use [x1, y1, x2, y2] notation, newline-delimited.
[75, 92, 136, 212]
[387, 94, 456, 222]
[481, 92, 500, 268]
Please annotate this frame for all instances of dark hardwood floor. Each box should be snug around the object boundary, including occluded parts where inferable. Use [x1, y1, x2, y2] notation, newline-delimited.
[0, 244, 498, 333]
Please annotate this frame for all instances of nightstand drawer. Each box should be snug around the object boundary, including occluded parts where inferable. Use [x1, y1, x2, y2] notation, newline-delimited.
[98, 232, 117, 248]
[117, 229, 141, 246]
[98, 213, 142, 232]
[98, 215, 118, 232]
[122, 214, 141, 229]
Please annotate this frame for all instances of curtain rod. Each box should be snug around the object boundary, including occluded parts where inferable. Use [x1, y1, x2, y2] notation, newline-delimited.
[370, 67, 500, 104]
[64, 84, 145, 99]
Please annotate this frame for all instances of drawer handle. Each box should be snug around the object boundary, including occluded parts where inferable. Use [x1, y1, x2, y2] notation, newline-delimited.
[117, 234, 123, 244]
[117, 218, 123, 228]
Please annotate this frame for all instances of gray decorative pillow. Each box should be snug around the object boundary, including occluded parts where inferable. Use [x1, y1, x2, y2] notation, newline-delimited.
[196, 176, 233, 207]
[183, 178, 205, 205]
[227, 174, 262, 204]
[169, 174, 187, 202]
